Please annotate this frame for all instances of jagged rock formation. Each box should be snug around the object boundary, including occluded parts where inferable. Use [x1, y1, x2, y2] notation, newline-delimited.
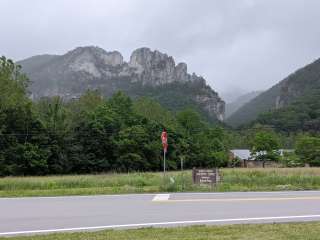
[18, 46, 225, 121]
[128, 48, 196, 85]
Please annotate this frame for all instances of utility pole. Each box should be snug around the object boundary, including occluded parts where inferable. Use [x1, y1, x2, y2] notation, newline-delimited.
[180, 156, 184, 190]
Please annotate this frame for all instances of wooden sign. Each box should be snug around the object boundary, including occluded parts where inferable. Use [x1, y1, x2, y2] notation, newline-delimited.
[192, 168, 220, 185]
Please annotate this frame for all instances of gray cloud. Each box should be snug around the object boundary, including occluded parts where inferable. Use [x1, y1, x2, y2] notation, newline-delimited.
[1, 0, 320, 96]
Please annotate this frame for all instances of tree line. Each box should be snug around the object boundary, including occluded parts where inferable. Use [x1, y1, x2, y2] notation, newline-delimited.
[0, 57, 229, 176]
[1, 57, 320, 176]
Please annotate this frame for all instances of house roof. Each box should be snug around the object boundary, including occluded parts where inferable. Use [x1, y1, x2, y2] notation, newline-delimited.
[230, 149, 294, 160]
[230, 149, 251, 160]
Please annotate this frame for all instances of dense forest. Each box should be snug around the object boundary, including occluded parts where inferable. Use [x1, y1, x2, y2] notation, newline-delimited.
[256, 89, 320, 132]
[0, 57, 229, 176]
[1, 57, 320, 176]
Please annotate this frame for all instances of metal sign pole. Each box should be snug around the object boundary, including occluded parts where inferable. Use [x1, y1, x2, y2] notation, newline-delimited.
[181, 157, 184, 191]
[163, 150, 166, 176]
[161, 129, 167, 177]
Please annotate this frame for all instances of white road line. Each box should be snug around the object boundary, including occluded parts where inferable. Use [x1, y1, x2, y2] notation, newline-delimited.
[173, 190, 320, 196]
[157, 196, 320, 203]
[1, 214, 320, 236]
[1, 190, 320, 200]
[152, 194, 170, 201]
[0, 193, 157, 200]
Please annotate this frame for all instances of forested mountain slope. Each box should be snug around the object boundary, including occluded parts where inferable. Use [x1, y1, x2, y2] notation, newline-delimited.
[227, 58, 320, 129]
[225, 91, 263, 118]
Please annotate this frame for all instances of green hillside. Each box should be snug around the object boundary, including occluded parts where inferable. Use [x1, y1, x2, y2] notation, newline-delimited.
[226, 58, 320, 129]
[226, 84, 281, 126]
[256, 88, 320, 132]
[225, 91, 263, 118]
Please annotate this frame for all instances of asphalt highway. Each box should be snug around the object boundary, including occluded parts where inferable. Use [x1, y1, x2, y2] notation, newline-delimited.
[1, 191, 320, 236]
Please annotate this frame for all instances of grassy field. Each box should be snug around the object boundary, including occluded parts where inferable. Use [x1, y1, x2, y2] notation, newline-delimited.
[2, 222, 320, 240]
[1, 168, 320, 197]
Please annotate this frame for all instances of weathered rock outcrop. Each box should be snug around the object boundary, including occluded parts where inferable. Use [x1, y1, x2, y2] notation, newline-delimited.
[18, 46, 225, 121]
[128, 48, 192, 85]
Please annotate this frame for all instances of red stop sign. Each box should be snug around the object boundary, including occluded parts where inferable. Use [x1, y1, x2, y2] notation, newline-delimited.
[161, 130, 168, 152]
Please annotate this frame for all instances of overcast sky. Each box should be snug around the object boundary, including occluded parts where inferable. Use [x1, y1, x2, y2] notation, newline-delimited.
[1, 0, 320, 97]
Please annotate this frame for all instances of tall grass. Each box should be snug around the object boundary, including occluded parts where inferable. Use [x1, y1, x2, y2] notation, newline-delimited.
[216, 168, 320, 192]
[1, 168, 320, 197]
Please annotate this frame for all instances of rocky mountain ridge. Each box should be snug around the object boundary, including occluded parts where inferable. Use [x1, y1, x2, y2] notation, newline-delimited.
[18, 46, 225, 121]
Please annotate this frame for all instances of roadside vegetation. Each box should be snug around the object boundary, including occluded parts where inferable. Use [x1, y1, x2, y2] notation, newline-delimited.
[2, 222, 320, 240]
[2, 168, 320, 197]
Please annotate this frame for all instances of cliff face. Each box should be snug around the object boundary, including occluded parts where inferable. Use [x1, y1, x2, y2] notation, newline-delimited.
[128, 48, 194, 85]
[18, 46, 225, 121]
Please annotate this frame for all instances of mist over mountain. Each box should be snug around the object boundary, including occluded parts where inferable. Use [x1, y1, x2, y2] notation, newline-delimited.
[18, 46, 225, 121]
[226, 57, 320, 130]
[225, 91, 263, 118]
[220, 88, 250, 104]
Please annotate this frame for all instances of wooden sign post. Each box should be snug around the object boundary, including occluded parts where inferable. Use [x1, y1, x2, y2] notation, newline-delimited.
[192, 168, 220, 186]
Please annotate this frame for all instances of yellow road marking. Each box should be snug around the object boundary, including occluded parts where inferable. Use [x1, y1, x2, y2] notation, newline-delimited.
[155, 196, 320, 203]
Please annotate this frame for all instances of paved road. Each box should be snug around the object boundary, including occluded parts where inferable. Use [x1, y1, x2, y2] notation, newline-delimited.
[1, 191, 320, 236]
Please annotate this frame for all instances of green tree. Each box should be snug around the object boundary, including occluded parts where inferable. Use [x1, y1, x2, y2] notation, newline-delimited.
[35, 97, 71, 173]
[0, 57, 49, 176]
[108, 91, 135, 126]
[71, 103, 120, 172]
[68, 90, 104, 127]
[133, 97, 177, 130]
[281, 152, 304, 167]
[187, 128, 228, 168]
[2, 143, 48, 175]
[176, 108, 204, 135]
[296, 135, 320, 166]
[0, 56, 29, 111]
[250, 131, 280, 166]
